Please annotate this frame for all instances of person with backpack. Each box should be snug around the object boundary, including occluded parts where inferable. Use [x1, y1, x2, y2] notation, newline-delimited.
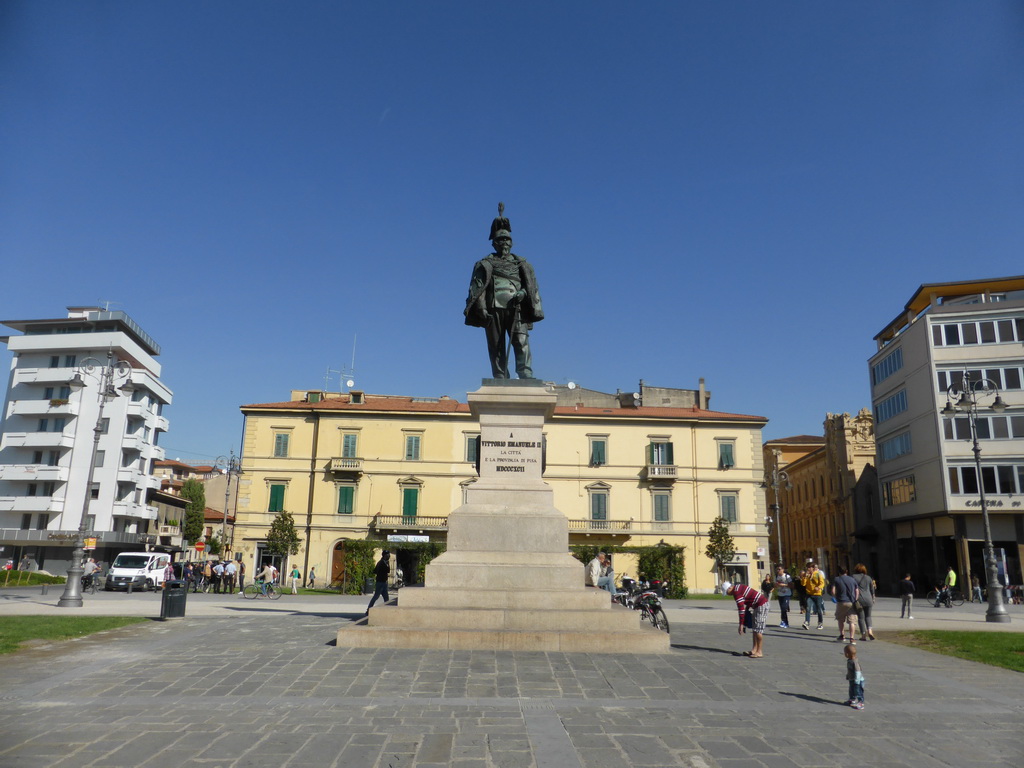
[290, 565, 301, 594]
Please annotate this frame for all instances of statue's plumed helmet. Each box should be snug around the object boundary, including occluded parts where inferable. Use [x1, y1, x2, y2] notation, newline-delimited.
[489, 201, 511, 241]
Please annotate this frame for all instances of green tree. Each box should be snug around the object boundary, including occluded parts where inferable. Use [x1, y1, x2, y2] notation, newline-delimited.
[704, 516, 736, 583]
[206, 535, 223, 556]
[180, 478, 206, 545]
[266, 510, 301, 558]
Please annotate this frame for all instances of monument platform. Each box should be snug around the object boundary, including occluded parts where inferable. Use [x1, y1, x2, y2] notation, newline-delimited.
[336, 382, 670, 653]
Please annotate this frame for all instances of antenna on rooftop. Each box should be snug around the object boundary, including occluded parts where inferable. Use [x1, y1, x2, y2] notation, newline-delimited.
[325, 336, 359, 392]
[98, 300, 122, 312]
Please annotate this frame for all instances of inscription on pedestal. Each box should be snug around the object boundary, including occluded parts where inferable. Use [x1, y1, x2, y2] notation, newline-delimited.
[480, 430, 543, 480]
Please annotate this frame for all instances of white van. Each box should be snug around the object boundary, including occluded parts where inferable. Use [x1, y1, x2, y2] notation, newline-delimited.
[104, 552, 172, 591]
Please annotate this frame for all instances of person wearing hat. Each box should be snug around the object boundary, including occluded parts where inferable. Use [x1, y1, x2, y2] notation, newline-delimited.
[366, 549, 392, 614]
[722, 580, 770, 658]
[464, 203, 544, 379]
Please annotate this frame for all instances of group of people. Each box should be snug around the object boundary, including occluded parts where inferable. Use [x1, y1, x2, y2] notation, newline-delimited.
[724, 560, 877, 709]
[181, 559, 244, 593]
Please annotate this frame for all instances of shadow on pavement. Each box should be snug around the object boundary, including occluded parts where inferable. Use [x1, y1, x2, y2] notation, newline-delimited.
[778, 691, 846, 706]
[670, 642, 741, 655]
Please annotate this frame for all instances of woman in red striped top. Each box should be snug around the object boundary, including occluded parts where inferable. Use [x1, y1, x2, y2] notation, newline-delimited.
[723, 581, 769, 658]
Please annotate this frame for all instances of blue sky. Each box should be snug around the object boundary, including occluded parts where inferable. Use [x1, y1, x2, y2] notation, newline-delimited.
[2, 2, 1023, 464]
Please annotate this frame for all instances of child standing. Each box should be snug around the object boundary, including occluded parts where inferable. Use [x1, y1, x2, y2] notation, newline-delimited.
[844, 644, 865, 709]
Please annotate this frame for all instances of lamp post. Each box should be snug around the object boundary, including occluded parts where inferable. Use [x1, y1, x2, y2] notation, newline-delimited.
[57, 350, 133, 607]
[214, 451, 240, 558]
[761, 449, 791, 568]
[941, 371, 1010, 623]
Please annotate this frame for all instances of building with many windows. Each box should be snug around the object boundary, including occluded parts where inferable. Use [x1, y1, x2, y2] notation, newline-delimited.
[764, 412, 888, 588]
[0, 307, 172, 572]
[232, 381, 769, 594]
[869, 276, 1024, 589]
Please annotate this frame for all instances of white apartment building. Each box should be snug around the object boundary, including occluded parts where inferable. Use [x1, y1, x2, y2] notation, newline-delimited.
[869, 277, 1024, 588]
[0, 307, 172, 572]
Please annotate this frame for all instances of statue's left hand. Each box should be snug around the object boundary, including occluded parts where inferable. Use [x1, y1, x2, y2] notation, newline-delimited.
[511, 290, 526, 305]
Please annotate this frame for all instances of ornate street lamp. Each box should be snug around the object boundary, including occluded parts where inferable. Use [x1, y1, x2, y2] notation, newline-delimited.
[761, 449, 792, 568]
[941, 371, 1010, 623]
[57, 350, 133, 607]
[214, 451, 240, 557]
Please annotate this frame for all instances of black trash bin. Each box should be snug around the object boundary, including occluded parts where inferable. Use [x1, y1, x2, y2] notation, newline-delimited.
[160, 580, 188, 619]
[364, 577, 374, 594]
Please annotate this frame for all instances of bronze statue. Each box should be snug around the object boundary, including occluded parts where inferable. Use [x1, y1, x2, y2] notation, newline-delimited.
[464, 203, 544, 379]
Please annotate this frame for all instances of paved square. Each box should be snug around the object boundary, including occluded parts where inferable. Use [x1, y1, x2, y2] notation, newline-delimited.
[0, 597, 1021, 767]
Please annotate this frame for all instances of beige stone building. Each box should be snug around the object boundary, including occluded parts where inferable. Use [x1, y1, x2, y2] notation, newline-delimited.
[232, 382, 769, 594]
[764, 411, 888, 586]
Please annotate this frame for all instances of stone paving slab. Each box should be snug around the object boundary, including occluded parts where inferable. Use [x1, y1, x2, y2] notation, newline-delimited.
[0, 596, 1022, 767]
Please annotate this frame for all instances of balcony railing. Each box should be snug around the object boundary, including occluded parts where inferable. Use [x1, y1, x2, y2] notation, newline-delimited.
[370, 514, 448, 531]
[10, 399, 79, 417]
[328, 457, 363, 473]
[0, 464, 69, 482]
[568, 519, 679, 535]
[643, 464, 677, 479]
[0, 496, 65, 513]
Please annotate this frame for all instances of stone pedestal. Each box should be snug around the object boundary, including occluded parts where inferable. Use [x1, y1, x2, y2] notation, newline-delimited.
[336, 381, 669, 653]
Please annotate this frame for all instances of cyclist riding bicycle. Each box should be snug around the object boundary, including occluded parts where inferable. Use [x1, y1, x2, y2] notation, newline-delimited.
[254, 563, 275, 595]
[81, 558, 99, 590]
[935, 566, 957, 607]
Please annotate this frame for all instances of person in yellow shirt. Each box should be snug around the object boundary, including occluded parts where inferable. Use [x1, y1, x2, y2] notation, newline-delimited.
[801, 562, 827, 630]
[935, 565, 957, 607]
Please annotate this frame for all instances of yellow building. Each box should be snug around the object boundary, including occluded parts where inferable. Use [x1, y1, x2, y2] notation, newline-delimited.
[232, 383, 769, 594]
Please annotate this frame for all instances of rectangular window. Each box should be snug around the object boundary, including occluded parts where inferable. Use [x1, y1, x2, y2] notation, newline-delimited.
[404, 434, 421, 461]
[36, 514, 49, 530]
[590, 492, 608, 520]
[648, 441, 674, 465]
[49, 356, 59, 368]
[1006, 369, 1022, 389]
[21, 513, 32, 530]
[44, 387, 54, 400]
[95, 450, 105, 468]
[27, 483, 37, 497]
[37, 418, 48, 432]
[875, 390, 907, 423]
[944, 324, 960, 345]
[589, 438, 607, 467]
[43, 482, 54, 495]
[465, 435, 479, 464]
[879, 432, 912, 461]
[337, 485, 354, 515]
[402, 487, 419, 517]
[717, 441, 735, 469]
[342, 433, 358, 459]
[99, 418, 109, 434]
[64, 355, 76, 367]
[53, 417, 65, 432]
[47, 451, 59, 466]
[872, 347, 904, 385]
[882, 475, 916, 506]
[268, 484, 285, 512]
[653, 492, 671, 522]
[997, 319, 1015, 342]
[273, 433, 290, 458]
[980, 322, 997, 343]
[32, 451, 43, 464]
[719, 492, 738, 523]
[90, 483, 100, 500]
[961, 323, 979, 344]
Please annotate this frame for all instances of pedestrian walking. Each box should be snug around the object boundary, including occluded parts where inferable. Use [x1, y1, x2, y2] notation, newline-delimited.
[773, 565, 793, 628]
[831, 565, 859, 644]
[844, 643, 866, 710]
[801, 562, 826, 630]
[237, 561, 246, 593]
[366, 550, 391, 614]
[722, 580, 769, 658]
[971, 574, 982, 603]
[852, 563, 876, 641]
[899, 573, 915, 619]
[290, 566, 301, 594]
[792, 568, 808, 614]
[308, 567, 316, 589]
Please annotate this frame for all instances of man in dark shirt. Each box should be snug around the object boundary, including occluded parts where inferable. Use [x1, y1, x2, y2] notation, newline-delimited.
[366, 550, 392, 615]
[831, 565, 860, 643]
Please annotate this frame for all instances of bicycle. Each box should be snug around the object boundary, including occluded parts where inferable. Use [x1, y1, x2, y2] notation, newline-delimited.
[926, 587, 965, 607]
[243, 579, 281, 600]
[80, 574, 98, 595]
[636, 591, 670, 634]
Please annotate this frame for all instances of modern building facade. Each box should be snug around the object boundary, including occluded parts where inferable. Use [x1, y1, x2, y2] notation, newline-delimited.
[869, 276, 1024, 590]
[0, 307, 172, 572]
[232, 382, 769, 594]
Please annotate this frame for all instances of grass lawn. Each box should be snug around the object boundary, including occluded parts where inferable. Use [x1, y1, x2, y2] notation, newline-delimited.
[684, 593, 731, 601]
[882, 629, 1024, 673]
[0, 616, 146, 655]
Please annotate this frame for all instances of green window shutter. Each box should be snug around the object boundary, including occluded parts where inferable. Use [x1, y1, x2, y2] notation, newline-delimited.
[590, 441, 606, 466]
[269, 484, 285, 512]
[405, 435, 421, 461]
[466, 436, 478, 463]
[646, 443, 653, 465]
[342, 434, 357, 458]
[666, 442, 674, 464]
[274, 434, 289, 457]
[654, 494, 670, 521]
[720, 494, 737, 522]
[402, 487, 418, 517]
[337, 486, 354, 515]
[591, 493, 607, 520]
[719, 443, 734, 469]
